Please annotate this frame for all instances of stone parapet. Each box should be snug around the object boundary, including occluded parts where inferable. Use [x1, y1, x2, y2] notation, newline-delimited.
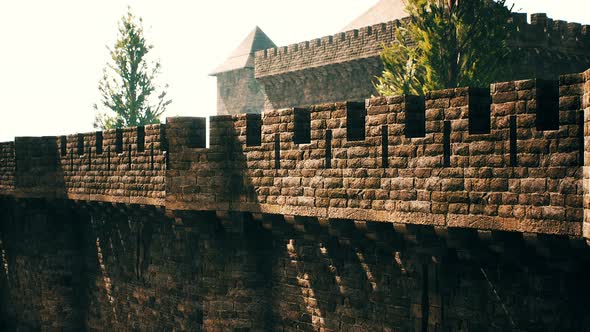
[1, 70, 589, 239]
[254, 19, 402, 78]
[252, 13, 590, 115]
[0, 142, 14, 192]
[0, 124, 167, 205]
[255, 13, 590, 79]
[167, 73, 586, 238]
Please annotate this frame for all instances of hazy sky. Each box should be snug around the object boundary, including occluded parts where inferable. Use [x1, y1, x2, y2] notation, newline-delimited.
[0, 0, 588, 142]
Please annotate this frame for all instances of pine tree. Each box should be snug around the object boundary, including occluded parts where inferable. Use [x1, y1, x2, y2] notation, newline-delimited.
[93, 8, 171, 129]
[375, 0, 514, 96]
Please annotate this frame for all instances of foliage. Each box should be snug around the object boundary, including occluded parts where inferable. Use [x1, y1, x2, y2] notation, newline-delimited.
[374, 27, 426, 96]
[375, 0, 514, 96]
[94, 9, 171, 129]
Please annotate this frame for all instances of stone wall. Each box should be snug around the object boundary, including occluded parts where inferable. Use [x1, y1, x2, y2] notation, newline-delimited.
[167, 71, 588, 237]
[0, 199, 89, 330]
[216, 68, 268, 115]
[258, 58, 382, 112]
[58, 124, 167, 205]
[1, 199, 590, 331]
[0, 125, 168, 205]
[1, 71, 589, 239]
[0, 142, 14, 192]
[2, 14, 590, 331]
[254, 13, 590, 112]
[254, 20, 402, 79]
[583, 70, 590, 239]
[14, 136, 64, 198]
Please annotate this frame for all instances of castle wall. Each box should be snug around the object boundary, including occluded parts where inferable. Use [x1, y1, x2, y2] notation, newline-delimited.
[1, 71, 589, 239]
[0, 199, 89, 330]
[216, 68, 267, 115]
[259, 57, 383, 111]
[58, 124, 167, 205]
[254, 13, 590, 112]
[583, 70, 590, 239]
[167, 72, 587, 237]
[2, 12, 590, 330]
[14, 136, 62, 197]
[0, 124, 168, 205]
[254, 21, 400, 79]
[1, 198, 590, 331]
[0, 142, 14, 192]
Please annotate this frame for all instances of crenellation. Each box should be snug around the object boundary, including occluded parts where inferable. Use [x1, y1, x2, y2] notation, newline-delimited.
[194, 2, 585, 117]
[0, 141, 15, 191]
[254, 20, 391, 77]
[39, 124, 169, 204]
[510, 12, 527, 26]
[566, 22, 581, 40]
[1, 72, 590, 241]
[165, 117, 206, 151]
[530, 13, 549, 27]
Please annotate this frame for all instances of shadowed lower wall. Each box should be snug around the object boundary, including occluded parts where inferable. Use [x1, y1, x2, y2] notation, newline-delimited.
[1, 199, 590, 331]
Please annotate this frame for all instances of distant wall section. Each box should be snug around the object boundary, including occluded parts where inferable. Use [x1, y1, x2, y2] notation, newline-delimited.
[216, 68, 266, 115]
[254, 13, 590, 112]
[260, 57, 383, 111]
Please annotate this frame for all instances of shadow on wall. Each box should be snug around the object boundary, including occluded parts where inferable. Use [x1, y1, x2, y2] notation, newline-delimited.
[0, 199, 94, 330]
[0, 198, 16, 331]
[265, 217, 419, 331]
[69, 205, 197, 331]
[0, 116, 274, 331]
[70, 117, 273, 331]
[14, 137, 67, 198]
[266, 216, 590, 331]
[202, 115, 274, 330]
[2, 167, 590, 330]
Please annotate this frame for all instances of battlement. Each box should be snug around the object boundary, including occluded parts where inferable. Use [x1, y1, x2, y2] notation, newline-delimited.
[0, 124, 167, 205]
[254, 12, 590, 79]
[254, 19, 403, 78]
[511, 13, 590, 48]
[0, 142, 15, 191]
[166, 70, 588, 236]
[1, 69, 590, 240]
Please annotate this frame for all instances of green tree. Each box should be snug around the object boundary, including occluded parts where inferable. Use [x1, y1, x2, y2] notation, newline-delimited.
[375, 0, 514, 96]
[94, 9, 171, 129]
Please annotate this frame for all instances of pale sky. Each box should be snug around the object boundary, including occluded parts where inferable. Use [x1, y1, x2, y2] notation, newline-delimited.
[0, 0, 588, 142]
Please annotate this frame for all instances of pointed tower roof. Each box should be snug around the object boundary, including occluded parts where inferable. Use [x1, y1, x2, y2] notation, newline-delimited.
[210, 26, 276, 76]
[340, 0, 407, 32]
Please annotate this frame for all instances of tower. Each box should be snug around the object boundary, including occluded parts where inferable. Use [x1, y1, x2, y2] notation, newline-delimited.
[210, 27, 275, 115]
